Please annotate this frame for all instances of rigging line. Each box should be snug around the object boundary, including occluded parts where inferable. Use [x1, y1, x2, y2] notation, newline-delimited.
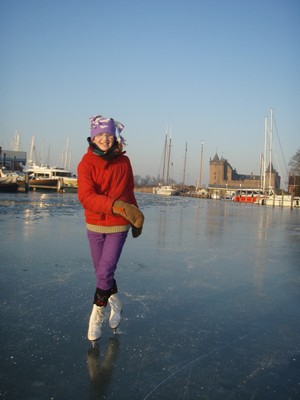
[272, 117, 289, 177]
[273, 152, 286, 188]
[157, 147, 164, 182]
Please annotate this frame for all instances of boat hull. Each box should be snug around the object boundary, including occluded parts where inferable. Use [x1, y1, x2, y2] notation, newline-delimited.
[232, 189, 264, 204]
[259, 195, 300, 208]
[153, 185, 179, 196]
[0, 183, 19, 192]
[28, 178, 62, 191]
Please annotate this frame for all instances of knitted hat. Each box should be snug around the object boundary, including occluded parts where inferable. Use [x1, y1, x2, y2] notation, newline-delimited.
[89, 115, 125, 144]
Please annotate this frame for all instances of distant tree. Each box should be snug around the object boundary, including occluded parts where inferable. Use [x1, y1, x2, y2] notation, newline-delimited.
[134, 175, 142, 186]
[143, 175, 157, 186]
[288, 148, 300, 175]
[134, 174, 158, 187]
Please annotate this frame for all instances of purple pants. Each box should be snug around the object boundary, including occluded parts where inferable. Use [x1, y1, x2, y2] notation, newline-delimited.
[87, 230, 128, 291]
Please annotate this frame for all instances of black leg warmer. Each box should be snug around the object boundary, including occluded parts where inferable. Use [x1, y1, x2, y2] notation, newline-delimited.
[93, 280, 118, 307]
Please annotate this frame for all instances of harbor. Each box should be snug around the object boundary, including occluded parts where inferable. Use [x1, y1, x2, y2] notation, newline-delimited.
[1, 111, 299, 205]
[1, 192, 300, 399]
[0, 135, 78, 193]
[0, 172, 76, 193]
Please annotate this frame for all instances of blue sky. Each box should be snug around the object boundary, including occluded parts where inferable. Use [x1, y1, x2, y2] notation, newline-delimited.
[1, 0, 299, 187]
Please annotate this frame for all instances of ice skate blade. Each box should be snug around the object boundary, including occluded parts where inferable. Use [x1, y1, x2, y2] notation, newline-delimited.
[90, 340, 99, 348]
[88, 337, 101, 344]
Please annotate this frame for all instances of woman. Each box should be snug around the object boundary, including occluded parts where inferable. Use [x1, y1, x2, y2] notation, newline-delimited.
[77, 115, 144, 341]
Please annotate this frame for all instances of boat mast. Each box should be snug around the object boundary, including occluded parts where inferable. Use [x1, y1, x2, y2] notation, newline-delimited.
[68, 152, 71, 171]
[64, 137, 69, 170]
[47, 144, 51, 167]
[11, 131, 20, 151]
[28, 136, 35, 166]
[269, 108, 273, 191]
[162, 130, 168, 184]
[166, 128, 172, 185]
[196, 140, 204, 191]
[262, 116, 267, 191]
[182, 142, 187, 188]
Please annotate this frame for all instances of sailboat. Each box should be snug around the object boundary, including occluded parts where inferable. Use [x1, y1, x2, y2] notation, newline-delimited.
[0, 131, 25, 192]
[0, 169, 19, 192]
[257, 109, 299, 208]
[24, 137, 77, 191]
[153, 129, 179, 196]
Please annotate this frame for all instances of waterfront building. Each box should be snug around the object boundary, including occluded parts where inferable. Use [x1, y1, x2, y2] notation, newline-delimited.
[0, 147, 27, 172]
[208, 152, 280, 196]
[288, 175, 300, 196]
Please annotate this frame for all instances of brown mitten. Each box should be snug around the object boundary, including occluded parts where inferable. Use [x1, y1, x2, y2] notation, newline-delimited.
[112, 200, 144, 228]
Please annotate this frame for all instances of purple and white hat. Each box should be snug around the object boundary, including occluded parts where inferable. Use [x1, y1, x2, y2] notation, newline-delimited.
[89, 115, 125, 144]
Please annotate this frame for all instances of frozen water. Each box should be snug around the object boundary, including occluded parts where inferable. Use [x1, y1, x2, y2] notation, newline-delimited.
[0, 192, 300, 399]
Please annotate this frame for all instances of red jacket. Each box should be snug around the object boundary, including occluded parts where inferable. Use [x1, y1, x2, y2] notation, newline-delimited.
[77, 147, 137, 227]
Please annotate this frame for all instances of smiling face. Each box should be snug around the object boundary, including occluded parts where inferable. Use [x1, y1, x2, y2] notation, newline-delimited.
[92, 132, 115, 152]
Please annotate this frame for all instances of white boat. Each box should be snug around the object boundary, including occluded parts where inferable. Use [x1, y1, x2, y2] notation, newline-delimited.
[210, 189, 221, 200]
[258, 193, 300, 208]
[153, 184, 178, 196]
[153, 129, 178, 196]
[24, 137, 77, 191]
[24, 164, 77, 190]
[0, 169, 19, 191]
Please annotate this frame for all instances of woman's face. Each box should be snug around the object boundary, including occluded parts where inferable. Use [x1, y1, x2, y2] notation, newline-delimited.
[93, 132, 115, 152]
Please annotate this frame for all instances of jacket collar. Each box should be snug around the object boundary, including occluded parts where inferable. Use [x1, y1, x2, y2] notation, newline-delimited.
[87, 137, 124, 161]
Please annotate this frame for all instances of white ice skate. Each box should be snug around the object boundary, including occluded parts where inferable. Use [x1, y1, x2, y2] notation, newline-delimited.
[87, 304, 105, 341]
[108, 294, 122, 331]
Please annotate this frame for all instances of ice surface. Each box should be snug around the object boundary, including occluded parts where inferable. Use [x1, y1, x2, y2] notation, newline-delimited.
[0, 192, 300, 399]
